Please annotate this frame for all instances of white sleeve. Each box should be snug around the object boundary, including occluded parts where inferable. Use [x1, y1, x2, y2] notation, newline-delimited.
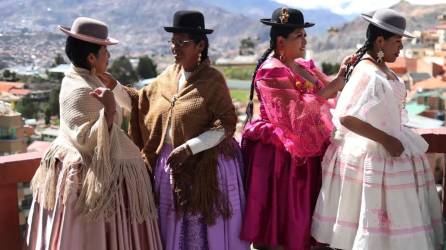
[181, 128, 226, 155]
[112, 82, 132, 112]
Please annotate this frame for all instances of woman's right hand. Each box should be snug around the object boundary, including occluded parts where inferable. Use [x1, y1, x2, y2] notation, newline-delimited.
[89, 87, 116, 113]
[383, 135, 404, 157]
[96, 72, 118, 90]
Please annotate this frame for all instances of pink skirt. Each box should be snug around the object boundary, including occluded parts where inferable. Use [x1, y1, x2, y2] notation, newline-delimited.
[241, 121, 323, 250]
[26, 159, 162, 250]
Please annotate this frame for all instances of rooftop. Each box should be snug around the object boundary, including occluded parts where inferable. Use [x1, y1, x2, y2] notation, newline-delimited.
[414, 77, 446, 91]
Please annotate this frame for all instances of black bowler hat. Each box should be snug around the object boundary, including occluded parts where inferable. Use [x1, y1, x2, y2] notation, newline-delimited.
[164, 10, 213, 34]
[260, 7, 315, 28]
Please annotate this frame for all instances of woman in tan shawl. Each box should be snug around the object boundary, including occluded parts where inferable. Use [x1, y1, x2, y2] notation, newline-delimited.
[26, 17, 162, 250]
[101, 10, 249, 250]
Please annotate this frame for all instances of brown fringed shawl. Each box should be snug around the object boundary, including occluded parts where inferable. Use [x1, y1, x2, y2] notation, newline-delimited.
[126, 61, 237, 224]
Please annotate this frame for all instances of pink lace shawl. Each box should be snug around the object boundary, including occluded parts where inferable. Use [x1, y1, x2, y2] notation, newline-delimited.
[245, 58, 334, 157]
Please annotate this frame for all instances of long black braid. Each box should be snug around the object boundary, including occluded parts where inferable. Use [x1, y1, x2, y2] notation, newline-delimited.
[244, 46, 273, 126]
[345, 24, 396, 82]
[244, 26, 295, 126]
[344, 40, 371, 82]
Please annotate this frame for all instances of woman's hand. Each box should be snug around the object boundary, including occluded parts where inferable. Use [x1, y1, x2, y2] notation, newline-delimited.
[89, 87, 116, 113]
[167, 144, 193, 170]
[96, 72, 118, 90]
[340, 116, 404, 157]
[337, 54, 358, 77]
[333, 54, 358, 91]
[89, 87, 116, 130]
[318, 55, 355, 99]
[383, 135, 405, 157]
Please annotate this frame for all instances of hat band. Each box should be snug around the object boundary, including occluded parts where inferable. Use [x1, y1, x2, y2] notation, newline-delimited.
[369, 17, 406, 35]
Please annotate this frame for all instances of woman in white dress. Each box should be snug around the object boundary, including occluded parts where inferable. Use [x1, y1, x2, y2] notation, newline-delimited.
[311, 9, 443, 250]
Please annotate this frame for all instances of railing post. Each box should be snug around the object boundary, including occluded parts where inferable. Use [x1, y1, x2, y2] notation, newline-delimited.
[0, 183, 21, 250]
[0, 152, 42, 250]
[443, 153, 446, 218]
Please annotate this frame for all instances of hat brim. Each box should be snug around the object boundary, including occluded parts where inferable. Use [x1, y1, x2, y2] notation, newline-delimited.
[361, 15, 415, 38]
[58, 26, 119, 45]
[260, 19, 315, 28]
[164, 26, 213, 34]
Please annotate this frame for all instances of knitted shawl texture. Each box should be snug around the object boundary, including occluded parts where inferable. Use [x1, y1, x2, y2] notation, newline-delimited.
[31, 66, 156, 222]
[127, 61, 237, 224]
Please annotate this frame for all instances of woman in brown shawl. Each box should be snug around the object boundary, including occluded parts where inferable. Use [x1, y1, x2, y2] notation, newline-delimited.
[101, 10, 249, 250]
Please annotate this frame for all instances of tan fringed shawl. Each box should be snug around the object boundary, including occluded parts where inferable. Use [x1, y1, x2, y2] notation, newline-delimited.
[126, 61, 237, 224]
[31, 66, 157, 223]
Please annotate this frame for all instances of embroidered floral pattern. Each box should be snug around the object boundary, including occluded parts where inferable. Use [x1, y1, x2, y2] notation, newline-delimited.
[371, 208, 392, 226]
[179, 215, 209, 250]
[295, 79, 317, 94]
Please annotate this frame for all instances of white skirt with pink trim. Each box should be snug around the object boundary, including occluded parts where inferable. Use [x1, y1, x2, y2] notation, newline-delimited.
[311, 134, 444, 250]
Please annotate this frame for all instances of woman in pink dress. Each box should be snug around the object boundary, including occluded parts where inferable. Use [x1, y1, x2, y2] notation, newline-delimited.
[240, 7, 350, 250]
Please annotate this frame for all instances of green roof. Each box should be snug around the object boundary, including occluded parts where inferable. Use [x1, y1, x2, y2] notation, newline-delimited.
[405, 101, 428, 115]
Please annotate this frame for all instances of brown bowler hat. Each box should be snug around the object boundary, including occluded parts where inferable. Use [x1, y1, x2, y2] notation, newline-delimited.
[59, 17, 119, 45]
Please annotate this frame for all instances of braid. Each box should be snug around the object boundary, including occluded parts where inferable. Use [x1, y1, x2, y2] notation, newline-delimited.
[345, 40, 370, 82]
[243, 26, 294, 126]
[244, 46, 273, 126]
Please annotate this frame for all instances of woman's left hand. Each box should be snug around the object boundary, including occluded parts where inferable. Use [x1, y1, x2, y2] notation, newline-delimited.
[167, 144, 193, 170]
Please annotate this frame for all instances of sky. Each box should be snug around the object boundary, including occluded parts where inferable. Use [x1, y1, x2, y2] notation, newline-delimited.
[274, 0, 446, 15]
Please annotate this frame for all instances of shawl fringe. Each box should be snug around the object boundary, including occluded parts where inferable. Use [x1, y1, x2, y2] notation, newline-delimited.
[31, 112, 156, 223]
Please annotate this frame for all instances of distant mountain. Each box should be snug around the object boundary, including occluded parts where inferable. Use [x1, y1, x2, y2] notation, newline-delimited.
[0, 0, 351, 68]
[310, 1, 446, 63]
[199, 0, 348, 35]
[4, 0, 440, 68]
[0, 0, 265, 58]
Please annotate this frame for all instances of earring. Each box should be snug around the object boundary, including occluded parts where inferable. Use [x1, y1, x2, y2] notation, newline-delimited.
[377, 49, 385, 63]
[279, 51, 285, 62]
[197, 53, 202, 66]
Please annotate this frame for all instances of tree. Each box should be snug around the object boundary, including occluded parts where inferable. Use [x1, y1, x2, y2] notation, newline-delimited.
[239, 37, 257, 55]
[3, 69, 11, 78]
[15, 96, 39, 119]
[136, 55, 157, 79]
[44, 105, 51, 125]
[2, 70, 18, 82]
[321, 62, 341, 76]
[108, 56, 139, 85]
[49, 87, 60, 117]
[52, 53, 66, 67]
